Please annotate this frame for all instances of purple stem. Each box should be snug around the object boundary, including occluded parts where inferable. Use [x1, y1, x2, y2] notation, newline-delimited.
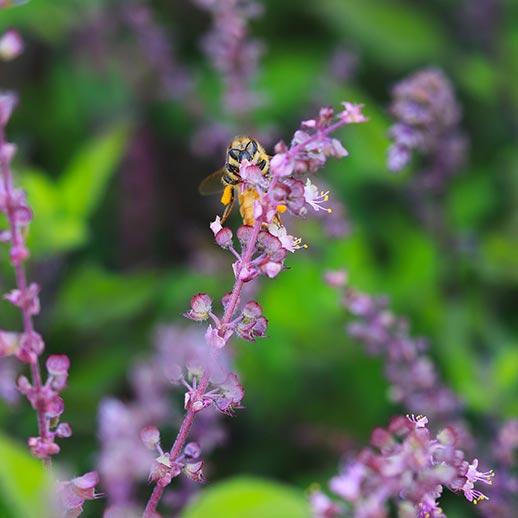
[0, 125, 50, 464]
[143, 217, 263, 517]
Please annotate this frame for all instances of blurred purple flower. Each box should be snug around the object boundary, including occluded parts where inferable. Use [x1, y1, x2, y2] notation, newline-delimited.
[98, 326, 227, 514]
[311, 415, 494, 517]
[57, 471, 100, 518]
[327, 276, 461, 422]
[0, 29, 23, 61]
[193, 0, 264, 116]
[0, 357, 20, 404]
[387, 68, 467, 193]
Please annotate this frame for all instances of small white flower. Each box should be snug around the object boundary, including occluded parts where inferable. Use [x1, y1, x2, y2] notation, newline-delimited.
[304, 179, 331, 213]
[210, 216, 222, 236]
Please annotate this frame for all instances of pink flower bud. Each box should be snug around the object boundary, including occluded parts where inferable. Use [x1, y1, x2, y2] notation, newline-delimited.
[184, 293, 212, 321]
[236, 225, 253, 247]
[0, 330, 20, 356]
[184, 442, 201, 459]
[0, 142, 16, 162]
[242, 301, 262, 319]
[0, 92, 17, 125]
[237, 262, 257, 282]
[46, 395, 64, 418]
[73, 471, 99, 491]
[370, 427, 394, 451]
[324, 270, 348, 288]
[339, 102, 367, 124]
[257, 231, 282, 256]
[215, 228, 233, 249]
[16, 374, 31, 394]
[261, 261, 282, 278]
[46, 354, 70, 376]
[28, 436, 60, 458]
[270, 152, 294, 177]
[0, 29, 23, 61]
[140, 425, 161, 450]
[56, 422, 73, 438]
[9, 243, 28, 265]
[205, 325, 232, 349]
[183, 460, 205, 483]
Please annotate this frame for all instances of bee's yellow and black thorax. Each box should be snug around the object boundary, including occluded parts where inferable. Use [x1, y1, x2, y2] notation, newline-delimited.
[222, 137, 269, 187]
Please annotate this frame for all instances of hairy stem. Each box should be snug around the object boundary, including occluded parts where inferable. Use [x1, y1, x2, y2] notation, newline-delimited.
[143, 217, 263, 517]
[0, 125, 50, 459]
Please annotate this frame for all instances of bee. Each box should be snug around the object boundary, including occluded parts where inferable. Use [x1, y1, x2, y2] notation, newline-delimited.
[199, 136, 270, 226]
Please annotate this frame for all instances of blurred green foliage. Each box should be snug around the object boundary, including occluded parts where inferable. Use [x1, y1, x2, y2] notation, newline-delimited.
[180, 478, 310, 518]
[20, 124, 130, 257]
[0, 0, 517, 516]
[0, 433, 50, 518]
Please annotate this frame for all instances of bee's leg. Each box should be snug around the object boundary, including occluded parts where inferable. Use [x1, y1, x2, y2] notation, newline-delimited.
[220, 187, 235, 225]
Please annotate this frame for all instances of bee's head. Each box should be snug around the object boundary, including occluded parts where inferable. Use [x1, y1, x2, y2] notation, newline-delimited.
[227, 137, 259, 166]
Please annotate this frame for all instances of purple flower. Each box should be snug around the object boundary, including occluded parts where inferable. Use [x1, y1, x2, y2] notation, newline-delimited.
[140, 426, 161, 451]
[57, 471, 100, 517]
[143, 104, 365, 514]
[0, 29, 23, 61]
[211, 373, 244, 415]
[338, 284, 460, 421]
[324, 270, 348, 288]
[304, 179, 332, 213]
[387, 68, 467, 193]
[313, 415, 493, 516]
[310, 491, 342, 518]
[193, 0, 264, 116]
[204, 324, 233, 349]
[184, 293, 213, 322]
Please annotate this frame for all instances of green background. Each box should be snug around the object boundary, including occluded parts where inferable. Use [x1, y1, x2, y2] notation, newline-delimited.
[0, 0, 517, 516]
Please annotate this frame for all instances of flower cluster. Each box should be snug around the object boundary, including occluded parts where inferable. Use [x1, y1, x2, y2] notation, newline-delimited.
[120, 2, 193, 101]
[17, 355, 72, 457]
[57, 472, 100, 518]
[0, 92, 73, 460]
[143, 104, 365, 516]
[193, 0, 264, 115]
[1, 91, 99, 516]
[144, 426, 205, 488]
[162, 306, 246, 415]
[311, 415, 494, 517]
[328, 274, 460, 421]
[98, 326, 227, 516]
[206, 104, 366, 284]
[387, 68, 467, 192]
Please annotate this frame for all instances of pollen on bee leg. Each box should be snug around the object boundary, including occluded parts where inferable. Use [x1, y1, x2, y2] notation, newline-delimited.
[220, 185, 233, 206]
[276, 204, 287, 214]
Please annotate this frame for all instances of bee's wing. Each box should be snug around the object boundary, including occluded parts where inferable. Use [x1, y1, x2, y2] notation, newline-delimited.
[198, 167, 226, 195]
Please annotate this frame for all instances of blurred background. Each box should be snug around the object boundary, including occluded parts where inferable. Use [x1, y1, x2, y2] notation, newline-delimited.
[0, 0, 517, 516]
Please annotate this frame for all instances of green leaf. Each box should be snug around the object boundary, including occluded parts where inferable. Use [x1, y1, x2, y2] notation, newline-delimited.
[314, 0, 447, 68]
[180, 478, 310, 518]
[54, 264, 159, 330]
[21, 170, 87, 256]
[19, 124, 129, 257]
[60, 123, 130, 219]
[0, 433, 51, 518]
